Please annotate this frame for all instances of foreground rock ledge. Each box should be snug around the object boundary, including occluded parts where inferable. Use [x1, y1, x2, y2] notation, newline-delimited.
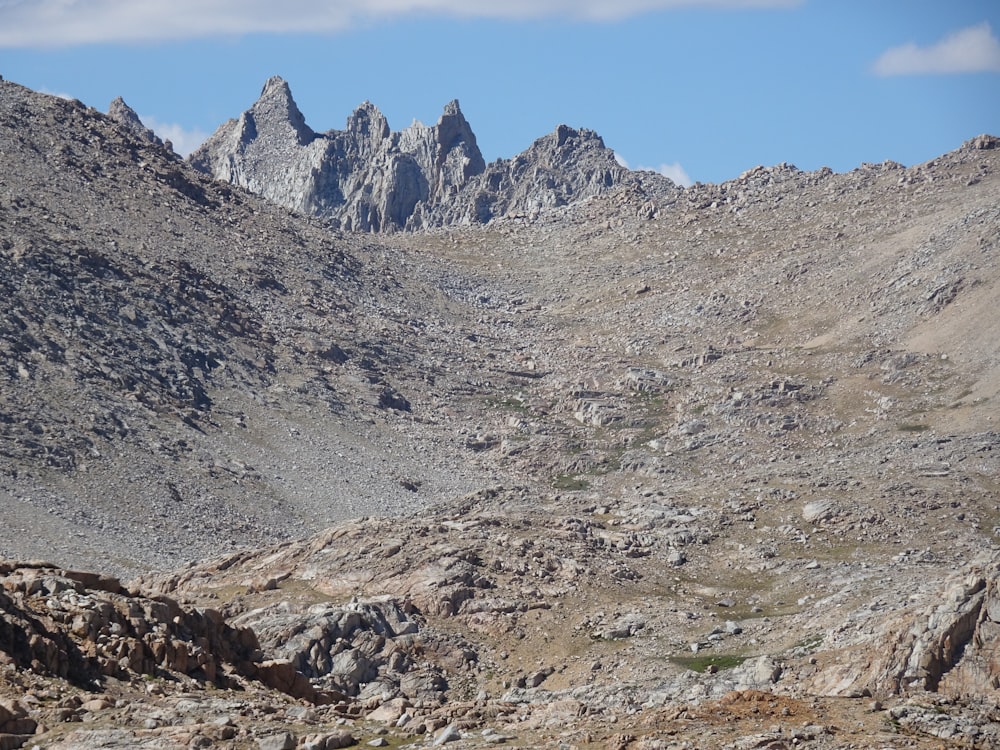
[2, 539, 999, 748]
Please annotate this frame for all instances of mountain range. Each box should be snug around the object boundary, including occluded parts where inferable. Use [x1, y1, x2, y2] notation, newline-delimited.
[188, 76, 672, 231]
[1, 76, 999, 749]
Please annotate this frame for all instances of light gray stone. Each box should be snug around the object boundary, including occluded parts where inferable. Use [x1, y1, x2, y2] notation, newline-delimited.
[257, 732, 296, 750]
[433, 724, 462, 745]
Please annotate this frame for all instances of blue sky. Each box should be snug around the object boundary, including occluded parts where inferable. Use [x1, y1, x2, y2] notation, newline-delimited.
[0, 0, 997, 186]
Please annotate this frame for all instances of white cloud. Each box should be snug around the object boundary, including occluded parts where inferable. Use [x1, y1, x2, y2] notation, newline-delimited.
[141, 115, 210, 157]
[0, 0, 800, 47]
[873, 22, 1000, 76]
[616, 152, 693, 186]
[639, 162, 693, 187]
[38, 87, 75, 100]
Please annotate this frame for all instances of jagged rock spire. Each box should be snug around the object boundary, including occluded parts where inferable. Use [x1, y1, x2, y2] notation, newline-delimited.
[433, 99, 485, 177]
[346, 101, 390, 158]
[188, 77, 673, 231]
[244, 75, 314, 146]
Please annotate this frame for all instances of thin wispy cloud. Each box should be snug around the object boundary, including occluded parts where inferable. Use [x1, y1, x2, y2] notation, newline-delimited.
[140, 115, 210, 158]
[38, 87, 75, 101]
[641, 162, 694, 187]
[873, 22, 1000, 76]
[0, 0, 800, 48]
[617, 153, 693, 187]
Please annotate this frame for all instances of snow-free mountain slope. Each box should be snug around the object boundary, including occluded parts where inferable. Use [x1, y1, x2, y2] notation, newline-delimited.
[1, 77, 999, 748]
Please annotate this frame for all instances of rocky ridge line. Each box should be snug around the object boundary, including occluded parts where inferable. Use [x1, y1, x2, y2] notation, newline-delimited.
[189, 76, 674, 231]
[107, 96, 163, 148]
[3, 75, 1000, 747]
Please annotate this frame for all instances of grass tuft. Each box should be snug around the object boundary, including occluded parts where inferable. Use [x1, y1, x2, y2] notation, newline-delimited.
[552, 475, 590, 491]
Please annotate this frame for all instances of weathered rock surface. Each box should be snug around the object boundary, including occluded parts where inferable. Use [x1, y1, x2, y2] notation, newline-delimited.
[0, 561, 300, 694]
[189, 76, 673, 231]
[230, 596, 442, 701]
[810, 550, 1000, 701]
[107, 96, 163, 147]
[2, 75, 1000, 748]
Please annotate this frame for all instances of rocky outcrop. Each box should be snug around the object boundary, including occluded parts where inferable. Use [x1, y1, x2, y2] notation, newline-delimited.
[189, 76, 485, 231]
[0, 697, 36, 749]
[107, 96, 163, 147]
[933, 567, 1000, 699]
[0, 562, 325, 701]
[810, 550, 1000, 701]
[231, 596, 455, 703]
[189, 76, 673, 231]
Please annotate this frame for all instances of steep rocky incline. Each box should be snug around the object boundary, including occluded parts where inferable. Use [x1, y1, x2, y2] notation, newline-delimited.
[0, 79, 498, 574]
[3, 74, 1000, 748]
[189, 76, 673, 231]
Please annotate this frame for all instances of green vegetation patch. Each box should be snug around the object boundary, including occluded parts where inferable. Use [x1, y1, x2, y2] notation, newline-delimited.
[552, 474, 590, 491]
[486, 395, 531, 414]
[791, 634, 824, 654]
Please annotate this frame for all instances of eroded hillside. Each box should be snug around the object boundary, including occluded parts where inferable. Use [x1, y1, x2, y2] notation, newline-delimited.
[1, 79, 999, 748]
[0, 80, 504, 572]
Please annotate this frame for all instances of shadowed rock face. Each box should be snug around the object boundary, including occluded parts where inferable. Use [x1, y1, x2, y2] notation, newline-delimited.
[0, 562, 262, 690]
[189, 76, 673, 231]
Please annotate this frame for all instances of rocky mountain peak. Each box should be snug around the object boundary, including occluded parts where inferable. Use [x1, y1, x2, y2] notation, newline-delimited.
[346, 101, 390, 140]
[189, 77, 671, 231]
[245, 74, 314, 146]
[259, 73, 290, 98]
[395, 98, 486, 211]
[106, 95, 162, 147]
[431, 98, 483, 173]
[521, 124, 618, 172]
[554, 123, 598, 147]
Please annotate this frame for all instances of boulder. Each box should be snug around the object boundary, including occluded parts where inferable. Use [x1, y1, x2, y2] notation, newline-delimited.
[257, 732, 296, 750]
